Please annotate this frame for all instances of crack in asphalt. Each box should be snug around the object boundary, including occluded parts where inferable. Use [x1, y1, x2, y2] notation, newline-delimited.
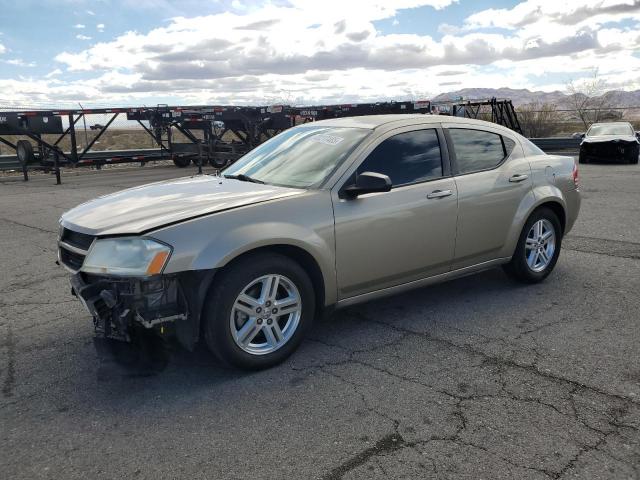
[563, 235, 640, 259]
[2, 272, 68, 294]
[0, 315, 71, 335]
[319, 364, 562, 479]
[363, 315, 640, 407]
[320, 432, 406, 480]
[0, 337, 94, 412]
[0, 299, 77, 308]
[2, 326, 16, 398]
[2, 180, 640, 477]
[0, 217, 57, 235]
[301, 310, 640, 478]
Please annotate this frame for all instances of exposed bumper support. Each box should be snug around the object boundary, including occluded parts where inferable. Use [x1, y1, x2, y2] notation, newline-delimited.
[71, 272, 189, 343]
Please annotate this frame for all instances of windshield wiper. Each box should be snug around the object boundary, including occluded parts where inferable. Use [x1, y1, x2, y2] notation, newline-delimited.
[223, 173, 265, 184]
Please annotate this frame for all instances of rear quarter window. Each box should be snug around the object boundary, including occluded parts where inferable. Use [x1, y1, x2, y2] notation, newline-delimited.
[503, 137, 516, 156]
[520, 137, 545, 157]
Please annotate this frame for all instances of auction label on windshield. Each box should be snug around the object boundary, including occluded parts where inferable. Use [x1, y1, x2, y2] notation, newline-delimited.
[311, 134, 344, 146]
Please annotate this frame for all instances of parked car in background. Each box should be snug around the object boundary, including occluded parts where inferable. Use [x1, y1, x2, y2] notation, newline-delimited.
[579, 122, 639, 164]
[58, 115, 581, 370]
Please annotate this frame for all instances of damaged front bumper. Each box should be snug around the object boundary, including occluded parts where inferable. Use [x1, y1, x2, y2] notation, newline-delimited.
[70, 272, 189, 343]
[580, 140, 639, 163]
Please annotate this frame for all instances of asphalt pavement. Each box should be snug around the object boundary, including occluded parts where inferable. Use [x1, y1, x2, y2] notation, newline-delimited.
[1, 161, 639, 479]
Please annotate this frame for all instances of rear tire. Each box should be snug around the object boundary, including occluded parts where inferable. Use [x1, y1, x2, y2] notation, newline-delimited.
[503, 208, 562, 284]
[16, 140, 35, 166]
[203, 253, 315, 370]
[172, 156, 191, 168]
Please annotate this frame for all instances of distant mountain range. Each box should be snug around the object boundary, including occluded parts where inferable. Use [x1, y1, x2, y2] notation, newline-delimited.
[432, 88, 640, 108]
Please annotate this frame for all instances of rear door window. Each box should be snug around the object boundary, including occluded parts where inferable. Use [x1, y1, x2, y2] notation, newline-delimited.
[448, 128, 508, 174]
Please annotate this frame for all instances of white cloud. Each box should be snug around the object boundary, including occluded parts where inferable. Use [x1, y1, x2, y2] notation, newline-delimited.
[45, 68, 62, 78]
[76, 34, 92, 41]
[86, 10, 96, 16]
[56, 2, 629, 78]
[5, 58, 36, 67]
[464, 0, 640, 32]
[97, 23, 105, 32]
[0, 43, 5, 55]
[74, 23, 86, 29]
[437, 23, 460, 34]
[4, 0, 639, 106]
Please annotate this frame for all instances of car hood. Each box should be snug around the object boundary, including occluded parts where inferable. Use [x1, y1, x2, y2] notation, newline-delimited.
[582, 135, 638, 144]
[61, 175, 305, 236]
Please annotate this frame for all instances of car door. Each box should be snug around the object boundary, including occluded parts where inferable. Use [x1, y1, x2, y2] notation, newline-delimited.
[331, 126, 458, 299]
[443, 124, 533, 269]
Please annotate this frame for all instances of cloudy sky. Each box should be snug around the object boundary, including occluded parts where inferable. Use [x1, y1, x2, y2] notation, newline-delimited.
[0, 0, 639, 107]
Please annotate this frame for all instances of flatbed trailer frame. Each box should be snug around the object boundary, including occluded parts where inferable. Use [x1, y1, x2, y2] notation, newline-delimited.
[0, 98, 521, 184]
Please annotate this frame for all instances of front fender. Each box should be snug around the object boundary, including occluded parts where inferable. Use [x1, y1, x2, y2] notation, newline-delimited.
[149, 191, 337, 305]
[192, 221, 335, 296]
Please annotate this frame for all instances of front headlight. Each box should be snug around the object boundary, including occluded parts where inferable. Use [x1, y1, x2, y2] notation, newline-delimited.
[82, 237, 172, 276]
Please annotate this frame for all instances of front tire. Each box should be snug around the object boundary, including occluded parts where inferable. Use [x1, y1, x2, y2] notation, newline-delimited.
[203, 253, 315, 370]
[503, 208, 562, 283]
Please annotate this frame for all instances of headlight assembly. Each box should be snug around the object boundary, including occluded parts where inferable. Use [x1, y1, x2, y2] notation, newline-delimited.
[82, 237, 172, 276]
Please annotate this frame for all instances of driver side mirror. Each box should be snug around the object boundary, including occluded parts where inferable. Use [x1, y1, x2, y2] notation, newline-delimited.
[343, 171, 392, 198]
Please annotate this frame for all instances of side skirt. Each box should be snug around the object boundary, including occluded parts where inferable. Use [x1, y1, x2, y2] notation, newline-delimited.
[334, 257, 511, 309]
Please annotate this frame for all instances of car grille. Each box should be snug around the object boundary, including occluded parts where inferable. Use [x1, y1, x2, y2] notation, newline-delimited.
[59, 227, 95, 272]
[59, 247, 86, 271]
[61, 228, 94, 250]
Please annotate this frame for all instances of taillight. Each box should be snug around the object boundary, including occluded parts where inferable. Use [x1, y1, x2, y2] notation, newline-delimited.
[572, 163, 579, 188]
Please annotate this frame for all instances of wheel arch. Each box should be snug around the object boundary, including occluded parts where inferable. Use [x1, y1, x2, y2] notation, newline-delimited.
[502, 193, 568, 260]
[534, 200, 566, 236]
[213, 243, 327, 315]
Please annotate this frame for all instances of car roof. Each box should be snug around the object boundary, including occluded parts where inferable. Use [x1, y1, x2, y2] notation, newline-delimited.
[589, 121, 633, 126]
[300, 114, 507, 131]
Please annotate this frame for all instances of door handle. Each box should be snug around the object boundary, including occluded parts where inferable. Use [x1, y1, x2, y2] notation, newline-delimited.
[509, 174, 529, 183]
[427, 189, 453, 199]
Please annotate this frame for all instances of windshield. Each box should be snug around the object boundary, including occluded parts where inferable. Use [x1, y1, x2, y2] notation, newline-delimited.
[587, 124, 634, 136]
[223, 125, 370, 188]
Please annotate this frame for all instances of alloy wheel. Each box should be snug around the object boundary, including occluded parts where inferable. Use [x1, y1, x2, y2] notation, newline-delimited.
[525, 219, 556, 273]
[229, 274, 302, 355]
